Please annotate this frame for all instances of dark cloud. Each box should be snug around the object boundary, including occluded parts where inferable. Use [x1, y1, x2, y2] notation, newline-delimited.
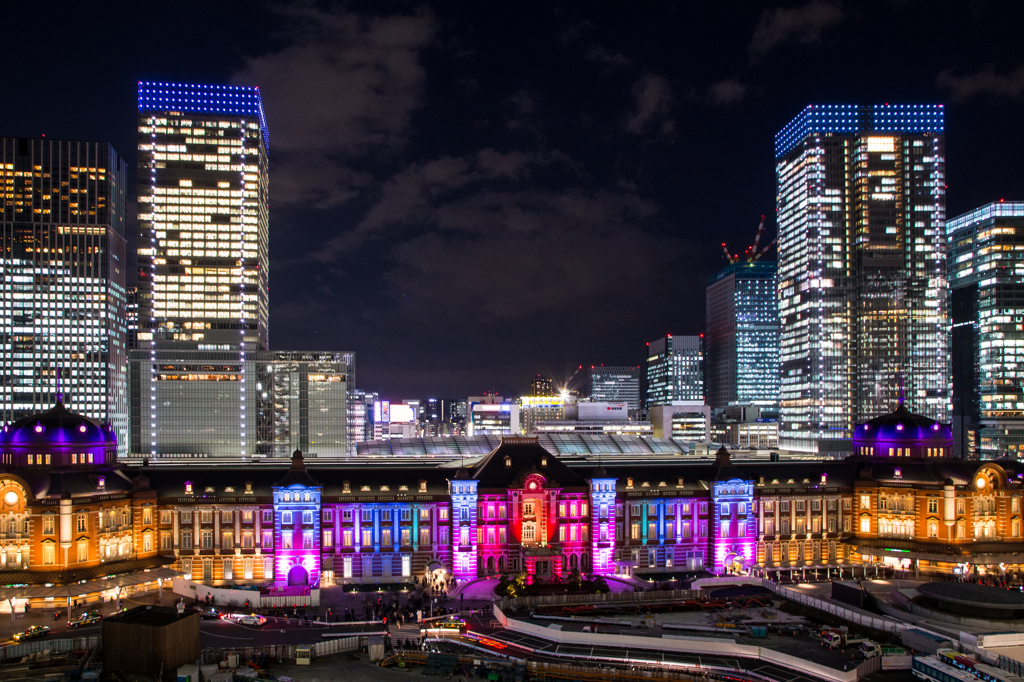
[748, 0, 844, 62]
[707, 78, 748, 105]
[937, 64, 1024, 102]
[231, 3, 436, 207]
[585, 45, 634, 69]
[309, 149, 564, 260]
[505, 89, 539, 131]
[624, 73, 676, 135]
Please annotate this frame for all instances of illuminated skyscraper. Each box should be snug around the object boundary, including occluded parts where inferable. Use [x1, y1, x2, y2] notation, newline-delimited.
[529, 375, 554, 396]
[0, 137, 128, 453]
[136, 81, 268, 351]
[586, 366, 641, 413]
[705, 261, 779, 410]
[645, 336, 703, 406]
[948, 201, 1024, 459]
[775, 105, 949, 453]
[134, 81, 269, 459]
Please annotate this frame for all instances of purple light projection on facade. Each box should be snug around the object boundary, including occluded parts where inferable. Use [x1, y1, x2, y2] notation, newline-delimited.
[589, 476, 616, 576]
[712, 478, 755, 573]
[449, 479, 478, 581]
[273, 483, 321, 589]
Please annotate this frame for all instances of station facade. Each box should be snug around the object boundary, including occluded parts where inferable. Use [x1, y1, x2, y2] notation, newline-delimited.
[3, 399, 1024, 594]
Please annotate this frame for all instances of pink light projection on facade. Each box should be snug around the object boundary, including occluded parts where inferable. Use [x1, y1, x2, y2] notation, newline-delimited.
[589, 476, 616, 576]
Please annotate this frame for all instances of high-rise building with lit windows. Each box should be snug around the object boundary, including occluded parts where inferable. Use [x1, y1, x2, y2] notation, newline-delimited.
[645, 336, 703, 407]
[127, 349, 353, 461]
[134, 81, 269, 459]
[586, 366, 641, 413]
[775, 104, 949, 454]
[705, 261, 779, 411]
[136, 81, 269, 351]
[948, 201, 1024, 460]
[0, 137, 128, 454]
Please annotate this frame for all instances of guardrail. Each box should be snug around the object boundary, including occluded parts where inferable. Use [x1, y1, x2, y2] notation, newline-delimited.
[0, 635, 98, 661]
[498, 588, 699, 611]
[763, 579, 906, 635]
[493, 603, 877, 682]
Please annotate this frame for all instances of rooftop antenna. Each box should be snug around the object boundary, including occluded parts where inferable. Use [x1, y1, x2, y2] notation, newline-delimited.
[56, 366, 63, 404]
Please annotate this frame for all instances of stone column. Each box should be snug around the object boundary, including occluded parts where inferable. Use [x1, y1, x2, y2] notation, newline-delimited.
[214, 511, 221, 552]
[172, 510, 179, 551]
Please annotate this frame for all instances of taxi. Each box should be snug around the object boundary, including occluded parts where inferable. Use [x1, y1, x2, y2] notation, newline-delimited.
[13, 625, 50, 642]
[67, 611, 102, 627]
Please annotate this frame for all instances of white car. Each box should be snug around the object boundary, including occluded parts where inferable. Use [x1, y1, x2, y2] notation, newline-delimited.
[236, 614, 267, 626]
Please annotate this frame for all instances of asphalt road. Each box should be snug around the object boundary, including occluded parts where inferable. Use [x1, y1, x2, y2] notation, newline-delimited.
[1, 610, 387, 648]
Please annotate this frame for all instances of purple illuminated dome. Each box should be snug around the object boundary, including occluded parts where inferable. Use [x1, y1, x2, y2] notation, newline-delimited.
[852, 400, 952, 459]
[0, 398, 116, 449]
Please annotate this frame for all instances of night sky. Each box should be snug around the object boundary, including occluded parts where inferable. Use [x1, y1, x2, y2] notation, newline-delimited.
[3, 1, 1023, 399]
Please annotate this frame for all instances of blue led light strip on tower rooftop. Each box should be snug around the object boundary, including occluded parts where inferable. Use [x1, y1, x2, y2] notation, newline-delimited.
[138, 81, 269, 150]
[775, 104, 944, 158]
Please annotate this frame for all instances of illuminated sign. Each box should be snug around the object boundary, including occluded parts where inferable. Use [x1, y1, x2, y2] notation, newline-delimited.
[390, 404, 415, 423]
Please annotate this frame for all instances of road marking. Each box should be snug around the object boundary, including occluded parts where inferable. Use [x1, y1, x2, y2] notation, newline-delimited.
[204, 633, 254, 641]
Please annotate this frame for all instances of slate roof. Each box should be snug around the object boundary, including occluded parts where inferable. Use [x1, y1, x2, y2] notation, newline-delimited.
[275, 450, 320, 488]
[0, 465, 135, 500]
[467, 436, 586, 490]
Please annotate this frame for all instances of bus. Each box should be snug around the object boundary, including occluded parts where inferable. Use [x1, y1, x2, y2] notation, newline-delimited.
[973, 662, 1024, 682]
[914, 656, 984, 682]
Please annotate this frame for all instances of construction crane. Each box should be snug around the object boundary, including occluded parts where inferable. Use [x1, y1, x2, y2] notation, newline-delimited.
[559, 366, 583, 397]
[721, 215, 778, 263]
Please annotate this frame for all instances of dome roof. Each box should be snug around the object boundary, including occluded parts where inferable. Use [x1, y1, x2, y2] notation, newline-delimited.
[852, 401, 952, 449]
[0, 399, 116, 449]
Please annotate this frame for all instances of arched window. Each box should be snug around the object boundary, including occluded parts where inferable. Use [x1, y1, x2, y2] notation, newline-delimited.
[1012, 518, 1020, 538]
[486, 556, 495, 573]
[860, 515, 871, 533]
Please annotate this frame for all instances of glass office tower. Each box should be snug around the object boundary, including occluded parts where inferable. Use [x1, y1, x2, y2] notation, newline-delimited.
[645, 336, 704, 406]
[128, 350, 353, 460]
[136, 82, 269, 350]
[135, 81, 270, 459]
[948, 201, 1024, 459]
[775, 105, 949, 453]
[586, 366, 641, 413]
[0, 138, 128, 454]
[705, 261, 779, 410]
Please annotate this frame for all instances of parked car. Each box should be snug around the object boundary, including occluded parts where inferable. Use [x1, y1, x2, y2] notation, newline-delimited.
[13, 625, 50, 641]
[67, 611, 102, 627]
[237, 614, 267, 626]
[200, 608, 225, 620]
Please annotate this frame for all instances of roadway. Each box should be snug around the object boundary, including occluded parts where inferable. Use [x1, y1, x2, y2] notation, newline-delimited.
[1, 610, 386, 648]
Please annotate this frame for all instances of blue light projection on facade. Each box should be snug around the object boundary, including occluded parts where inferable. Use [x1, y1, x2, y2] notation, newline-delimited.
[137, 81, 269, 150]
[272, 451, 321, 589]
[774, 104, 944, 158]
